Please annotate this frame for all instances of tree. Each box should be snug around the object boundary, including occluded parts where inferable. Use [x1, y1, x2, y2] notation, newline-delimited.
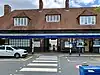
[94, 6, 100, 12]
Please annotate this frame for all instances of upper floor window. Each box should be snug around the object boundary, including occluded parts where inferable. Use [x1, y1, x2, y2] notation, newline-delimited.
[46, 15, 61, 22]
[14, 18, 28, 26]
[80, 16, 96, 25]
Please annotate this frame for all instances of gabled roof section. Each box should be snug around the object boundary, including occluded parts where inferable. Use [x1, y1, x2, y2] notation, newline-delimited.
[79, 9, 97, 16]
[13, 11, 30, 19]
[77, 9, 97, 19]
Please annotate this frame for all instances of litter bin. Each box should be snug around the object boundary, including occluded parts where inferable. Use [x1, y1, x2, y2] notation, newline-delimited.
[79, 66, 100, 75]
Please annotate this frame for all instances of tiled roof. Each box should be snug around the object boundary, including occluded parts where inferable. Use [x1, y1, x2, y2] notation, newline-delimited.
[0, 7, 100, 30]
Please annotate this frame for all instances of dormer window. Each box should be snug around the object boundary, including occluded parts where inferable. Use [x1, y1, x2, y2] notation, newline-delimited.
[80, 16, 96, 25]
[46, 14, 61, 22]
[14, 18, 28, 26]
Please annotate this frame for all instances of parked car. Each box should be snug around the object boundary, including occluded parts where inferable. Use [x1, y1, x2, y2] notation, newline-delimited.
[0, 45, 28, 58]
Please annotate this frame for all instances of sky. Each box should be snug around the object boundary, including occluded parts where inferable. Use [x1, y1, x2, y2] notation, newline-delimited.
[0, 0, 100, 16]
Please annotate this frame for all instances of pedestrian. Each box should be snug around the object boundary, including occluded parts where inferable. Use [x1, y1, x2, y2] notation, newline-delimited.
[53, 45, 55, 51]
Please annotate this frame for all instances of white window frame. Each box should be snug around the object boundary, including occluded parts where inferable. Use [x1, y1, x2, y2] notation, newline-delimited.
[80, 16, 96, 25]
[14, 18, 28, 26]
[46, 15, 61, 22]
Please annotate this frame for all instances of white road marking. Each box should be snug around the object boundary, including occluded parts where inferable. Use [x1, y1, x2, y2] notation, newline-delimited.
[39, 56, 57, 57]
[39, 56, 57, 59]
[16, 70, 18, 72]
[21, 56, 33, 61]
[66, 57, 70, 62]
[14, 74, 24, 75]
[0, 56, 33, 62]
[27, 63, 58, 66]
[36, 58, 57, 60]
[20, 68, 57, 72]
[59, 68, 61, 69]
[59, 71, 61, 73]
[19, 56, 58, 73]
[32, 60, 58, 63]
[65, 57, 67, 58]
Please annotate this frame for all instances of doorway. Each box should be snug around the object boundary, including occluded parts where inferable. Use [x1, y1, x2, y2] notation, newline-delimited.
[85, 39, 89, 52]
[44, 39, 49, 52]
[49, 39, 57, 52]
[44, 39, 57, 52]
[84, 39, 93, 53]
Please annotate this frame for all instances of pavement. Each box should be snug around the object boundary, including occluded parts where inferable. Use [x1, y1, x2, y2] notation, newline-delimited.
[32, 52, 100, 57]
[65, 53, 100, 57]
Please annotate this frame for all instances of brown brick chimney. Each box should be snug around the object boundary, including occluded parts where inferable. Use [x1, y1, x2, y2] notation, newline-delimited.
[65, 0, 69, 10]
[39, 0, 43, 10]
[4, 5, 11, 15]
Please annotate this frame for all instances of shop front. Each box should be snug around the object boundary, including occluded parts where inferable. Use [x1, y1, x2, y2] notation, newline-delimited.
[0, 33, 100, 53]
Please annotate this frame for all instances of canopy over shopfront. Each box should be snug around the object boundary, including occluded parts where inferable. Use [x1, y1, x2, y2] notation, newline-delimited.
[0, 33, 100, 39]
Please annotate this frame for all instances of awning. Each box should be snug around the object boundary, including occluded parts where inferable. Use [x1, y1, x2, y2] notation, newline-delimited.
[0, 33, 100, 39]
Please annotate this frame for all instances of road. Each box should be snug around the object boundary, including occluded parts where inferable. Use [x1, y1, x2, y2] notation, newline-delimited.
[0, 53, 100, 75]
[14, 54, 100, 75]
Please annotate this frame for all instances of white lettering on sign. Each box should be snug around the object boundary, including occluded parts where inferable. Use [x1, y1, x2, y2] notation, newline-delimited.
[88, 70, 94, 72]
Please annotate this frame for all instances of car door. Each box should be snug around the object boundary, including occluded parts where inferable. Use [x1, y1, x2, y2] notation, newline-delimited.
[0, 46, 6, 56]
[5, 46, 14, 56]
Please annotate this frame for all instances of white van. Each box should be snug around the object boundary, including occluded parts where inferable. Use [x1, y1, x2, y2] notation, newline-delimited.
[0, 45, 28, 58]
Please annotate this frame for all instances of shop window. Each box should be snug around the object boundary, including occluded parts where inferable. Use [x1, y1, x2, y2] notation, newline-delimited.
[9, 39, 30, 47]
[77, 39, 84, 47]
[93, 39, 100, 45]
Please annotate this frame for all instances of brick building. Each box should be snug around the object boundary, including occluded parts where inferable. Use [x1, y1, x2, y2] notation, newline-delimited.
[0, 0, 100, 53]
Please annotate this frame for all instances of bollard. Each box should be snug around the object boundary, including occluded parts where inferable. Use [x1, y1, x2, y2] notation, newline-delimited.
[69, 48, 72, 55]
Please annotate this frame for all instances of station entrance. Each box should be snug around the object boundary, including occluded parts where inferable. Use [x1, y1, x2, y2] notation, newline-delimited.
[0, 33, 100, 53]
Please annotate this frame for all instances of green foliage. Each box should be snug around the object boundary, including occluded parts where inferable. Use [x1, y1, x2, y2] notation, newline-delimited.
[94, 7, 100, 12]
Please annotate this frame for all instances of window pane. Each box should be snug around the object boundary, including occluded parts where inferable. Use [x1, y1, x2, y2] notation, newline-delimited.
[0, 46, 5, 50]
[52, 16, 54, 22]
[9, 39, 30, 47]
[85, 17, 87, 24]
[58, 15, 60, 22]
[46, 16, 48, 22]
[92, 16, 95, 24]
[18, 18, 20, 26]
[88, 16, 91, 24]
[14, 18, 28, 26]
[80, 16, 96, 25]
[21, 18, 23, 25]
[25, 18, 28, 26]
[6, 47, 13, 51]
[46, 15, 61, 22]
[55, 15, 57, 22]
[14, 18, 17, 26]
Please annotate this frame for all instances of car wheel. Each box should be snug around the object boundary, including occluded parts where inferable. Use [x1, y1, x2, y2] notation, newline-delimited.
[14, 53, 20, 58]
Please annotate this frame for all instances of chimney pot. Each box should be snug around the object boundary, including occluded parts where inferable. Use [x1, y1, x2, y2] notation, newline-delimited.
[39, 0, 43, 10]
[65, 0, 69, 9]
[4, 5, 11, 15]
